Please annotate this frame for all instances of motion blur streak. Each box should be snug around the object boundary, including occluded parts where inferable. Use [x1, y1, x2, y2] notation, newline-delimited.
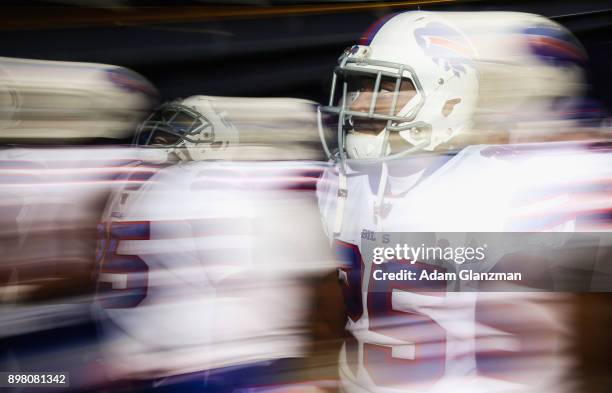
[0, 1, 456, 31]
[0, 57, 157, 141]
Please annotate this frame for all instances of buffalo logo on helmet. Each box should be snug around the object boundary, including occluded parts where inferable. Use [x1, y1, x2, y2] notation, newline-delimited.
[414, 21, 477, 77]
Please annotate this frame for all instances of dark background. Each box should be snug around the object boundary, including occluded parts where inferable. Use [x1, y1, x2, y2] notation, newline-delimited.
[1, 0, 611, 111]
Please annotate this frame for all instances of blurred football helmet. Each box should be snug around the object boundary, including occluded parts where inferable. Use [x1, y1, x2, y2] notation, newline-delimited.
[134, 95, 238, 161]
[0, 57, 158, 141]
[318, 11, 587, 160]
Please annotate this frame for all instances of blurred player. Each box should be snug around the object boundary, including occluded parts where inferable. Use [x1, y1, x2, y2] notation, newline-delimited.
[0, 58, 161, 389]
[95, 95, 338, 393]
[0, 57, 160, 304]
[316, 11, 611, 393]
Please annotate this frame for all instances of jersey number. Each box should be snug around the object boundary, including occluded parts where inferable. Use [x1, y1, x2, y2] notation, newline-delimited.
[96, 221, 150, 308]
[334, 240, 447, 387]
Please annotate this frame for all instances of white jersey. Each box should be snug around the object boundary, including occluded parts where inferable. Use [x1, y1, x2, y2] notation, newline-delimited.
[0, 146, 166, 389]
[0, 146, 164, 332]
[95, 160, 334, 379]
[317, 141, 612, 393]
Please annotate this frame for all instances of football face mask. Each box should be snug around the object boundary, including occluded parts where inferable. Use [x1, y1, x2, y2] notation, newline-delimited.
[134, 103, 214, 148]
[320, 51, 429, 160]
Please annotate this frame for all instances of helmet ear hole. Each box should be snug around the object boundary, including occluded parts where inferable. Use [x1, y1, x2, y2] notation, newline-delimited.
[442, 98, 462, 117]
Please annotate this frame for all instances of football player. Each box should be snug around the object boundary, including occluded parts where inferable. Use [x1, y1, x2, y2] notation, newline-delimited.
[95, 95, 340, 393]
[0, 58, 161, 389]
[316, 11, 612, 393]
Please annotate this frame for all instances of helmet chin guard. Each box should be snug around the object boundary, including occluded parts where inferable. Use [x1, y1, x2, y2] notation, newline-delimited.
[345, 130, 390, 159]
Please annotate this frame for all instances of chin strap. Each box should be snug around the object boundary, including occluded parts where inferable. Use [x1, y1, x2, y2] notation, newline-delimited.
[373, 162, 389, 232]
[332, 163, 348, 239]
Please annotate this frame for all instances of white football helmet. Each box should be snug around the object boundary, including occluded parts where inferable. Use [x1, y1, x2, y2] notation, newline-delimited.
[133, 95, 238, 161]
[318, 11, 587, 160]
[0, 57, 158, 141]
